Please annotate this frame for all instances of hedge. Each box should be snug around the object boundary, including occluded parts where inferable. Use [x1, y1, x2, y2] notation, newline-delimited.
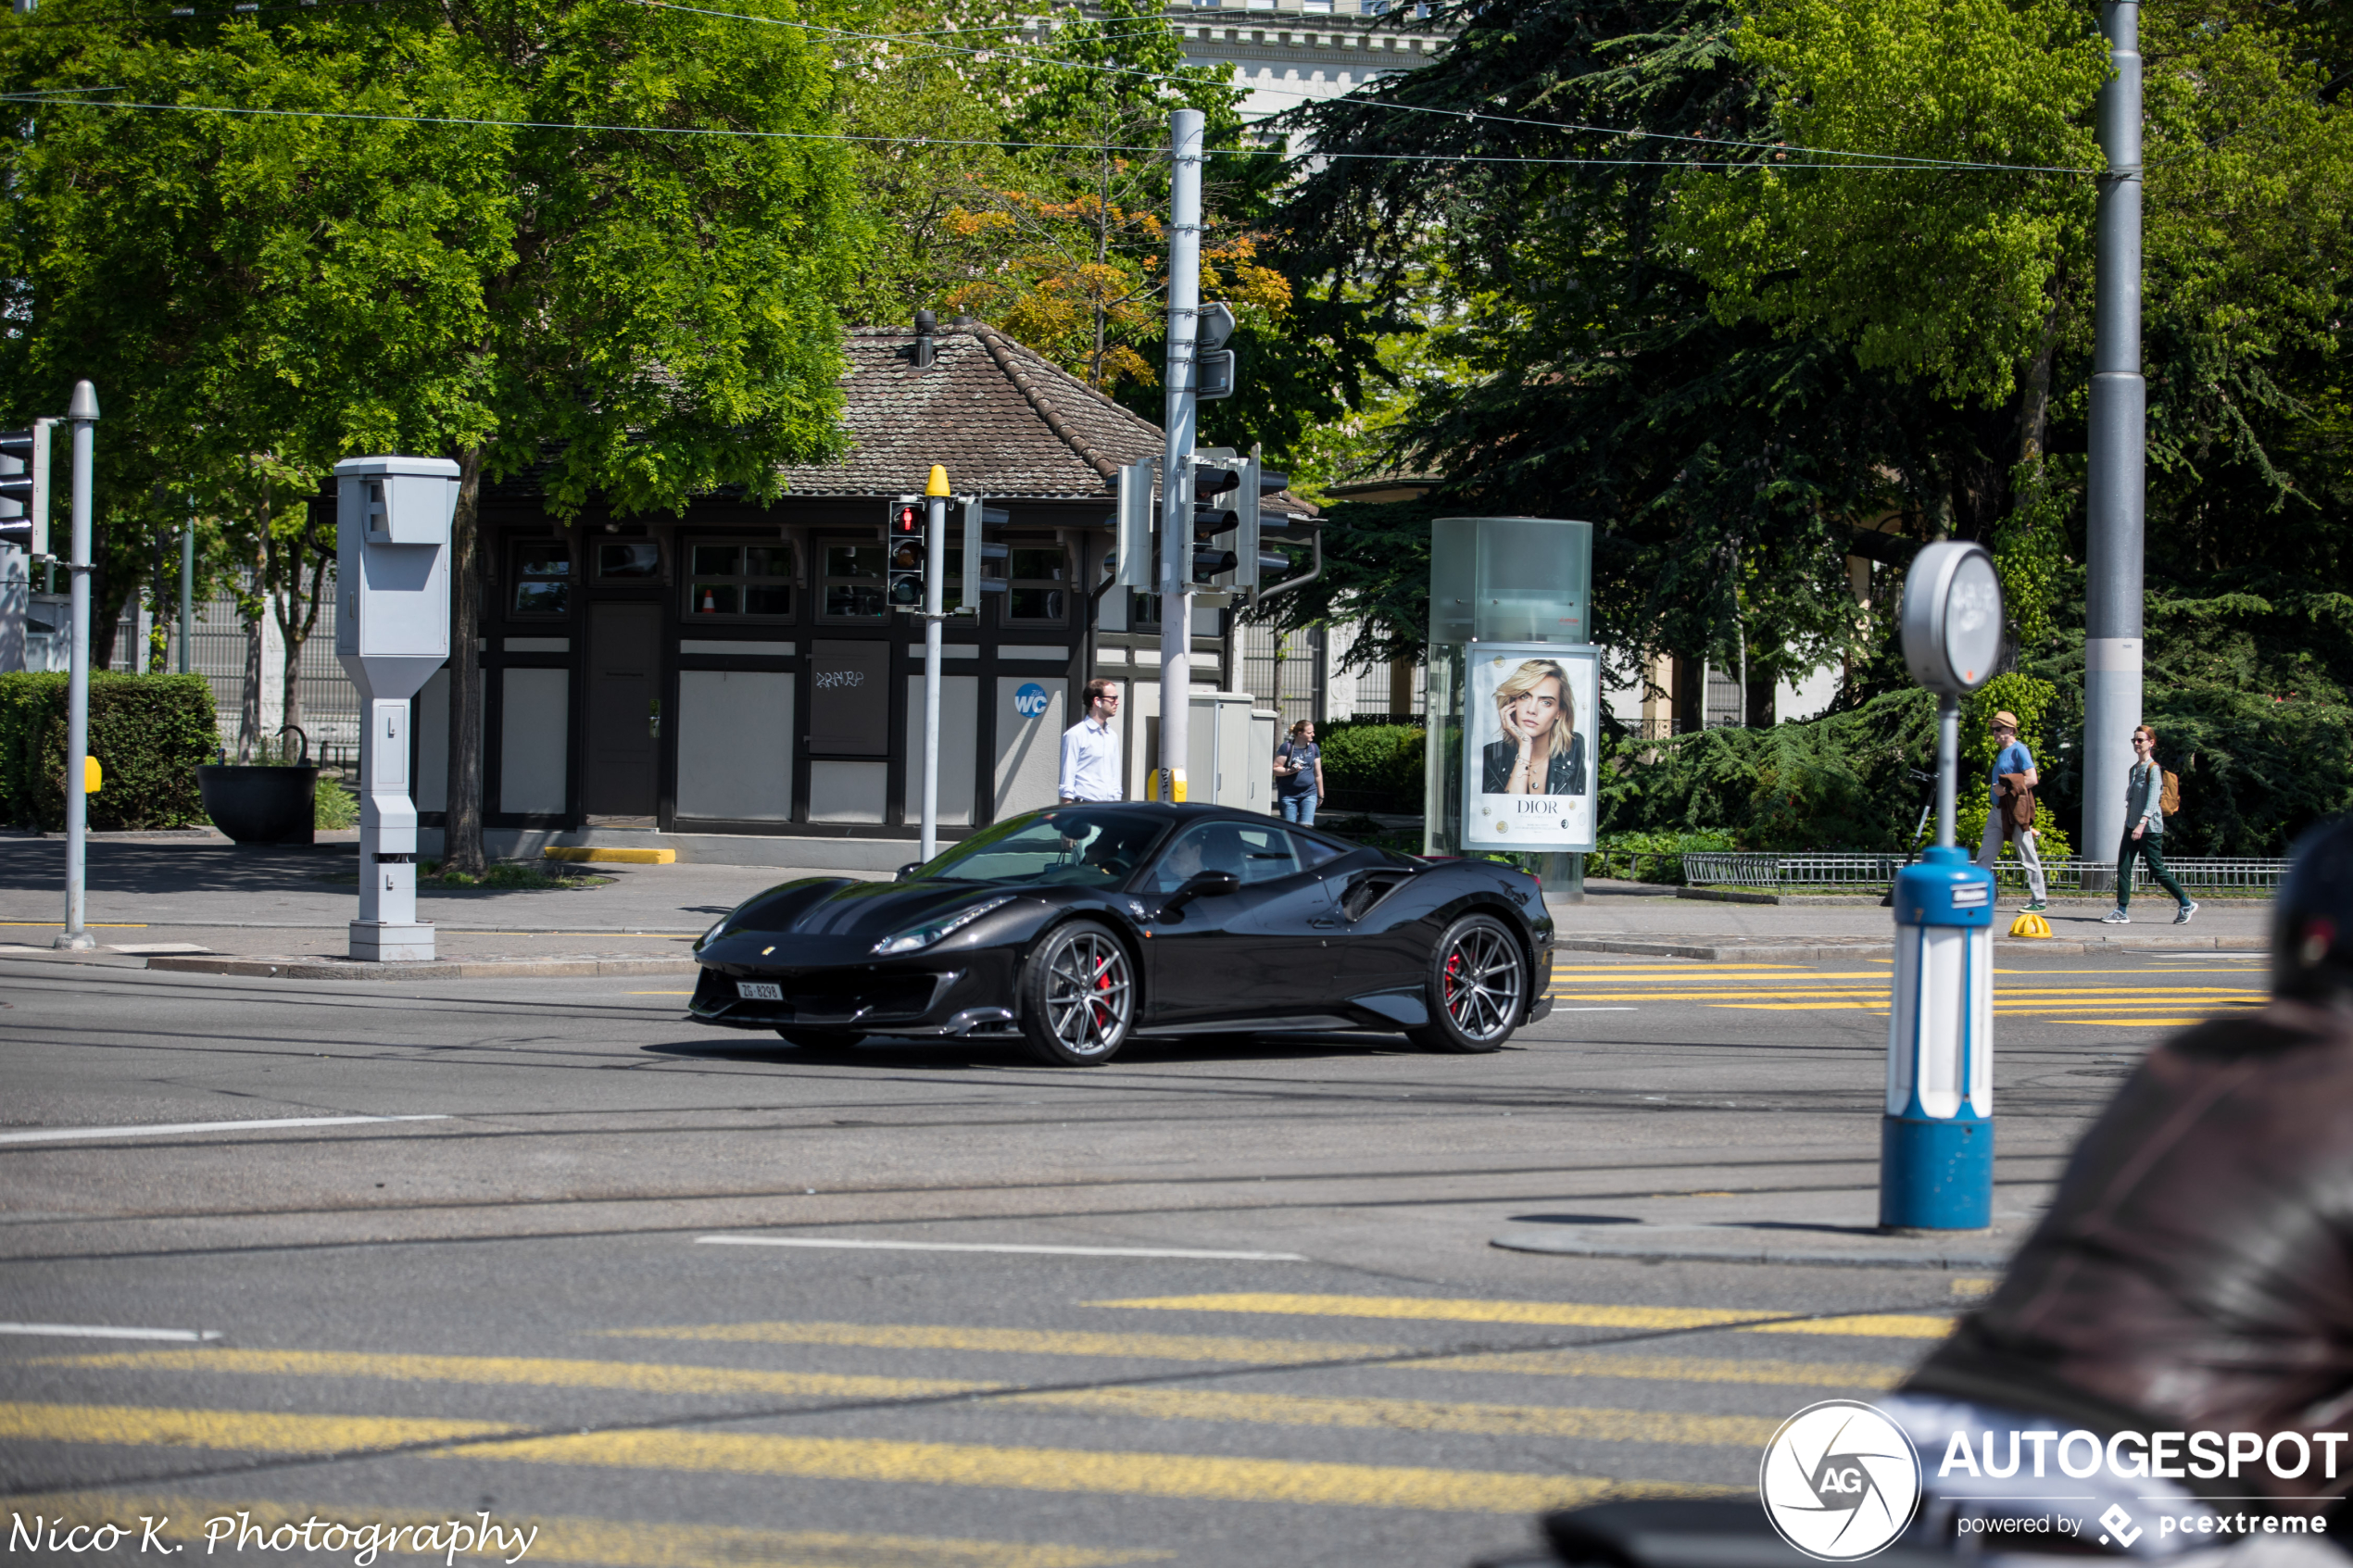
[1314, 720, 1426, 814]
[0, 672, 218, 830]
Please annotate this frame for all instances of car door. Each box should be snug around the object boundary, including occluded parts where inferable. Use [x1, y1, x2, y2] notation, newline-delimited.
[1140, 822, 1338, 1026]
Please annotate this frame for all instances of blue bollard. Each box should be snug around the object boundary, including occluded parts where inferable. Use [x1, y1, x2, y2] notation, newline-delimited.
[1881, 846, 1995, 1230]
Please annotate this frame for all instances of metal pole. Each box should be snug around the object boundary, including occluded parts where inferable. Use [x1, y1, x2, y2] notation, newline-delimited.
[179, 497, 194, 674]
[2083, 1, 2144, 884]
[920, 468, 947, 862]
[57, 381, 96, 952]
[1156, 107, 1203, 803]
[1936, 695, 1959, 848]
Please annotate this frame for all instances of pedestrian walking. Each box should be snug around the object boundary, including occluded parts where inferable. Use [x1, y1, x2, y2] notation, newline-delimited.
[1057, 679, 1124, 805]
[1977, 710, 2048, 910]
[1273, 720, 1325, 825]
[2103, 724, 2197, 924]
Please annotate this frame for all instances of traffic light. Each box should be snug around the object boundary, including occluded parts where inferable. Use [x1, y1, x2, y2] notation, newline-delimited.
[1104, 458, 1156, 591]
[1187, 455, 1291, 590]
[1196, 302, 1236, 403]
[956, 495, 1011, 610]
[887, 495, 924, 610]
[0, 423, 52, 556]
[1233, 457, 1290, 591]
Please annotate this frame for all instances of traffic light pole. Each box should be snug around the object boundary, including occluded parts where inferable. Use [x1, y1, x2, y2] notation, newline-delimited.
[57, 382, 97, 952]
[2083, 1, 2144, 883]
[180, 498, 195, 674]
[921, 468, 949, 863]
[1156, 108, 1203, 803]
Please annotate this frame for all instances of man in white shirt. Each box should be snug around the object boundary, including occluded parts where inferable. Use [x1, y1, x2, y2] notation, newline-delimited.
[1058, 679, 1123, 804]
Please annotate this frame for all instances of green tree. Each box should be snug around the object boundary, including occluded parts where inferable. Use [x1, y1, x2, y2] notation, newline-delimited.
[5, 0, 861, 872]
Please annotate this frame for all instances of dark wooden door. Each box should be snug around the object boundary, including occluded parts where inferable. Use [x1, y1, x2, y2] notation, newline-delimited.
[584, 602, 661, 819]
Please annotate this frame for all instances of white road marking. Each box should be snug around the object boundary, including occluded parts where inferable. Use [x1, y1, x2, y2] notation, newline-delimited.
[697, 1236, 1307, 1261]
[0, 1115, 448, 1146]
[0, 1323, 222, 1342]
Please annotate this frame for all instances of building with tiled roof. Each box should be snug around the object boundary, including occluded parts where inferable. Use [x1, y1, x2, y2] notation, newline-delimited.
[425, 317, 1316, 868]
[782, 322, 1163, 498]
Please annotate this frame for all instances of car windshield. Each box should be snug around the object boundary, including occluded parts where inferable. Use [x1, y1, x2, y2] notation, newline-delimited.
[910, 809, 1171, 886]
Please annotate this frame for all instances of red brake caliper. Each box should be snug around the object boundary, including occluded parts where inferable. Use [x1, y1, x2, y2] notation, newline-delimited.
[1444, 949, 1464, 1013]
[1090, 953, 1114, 1032]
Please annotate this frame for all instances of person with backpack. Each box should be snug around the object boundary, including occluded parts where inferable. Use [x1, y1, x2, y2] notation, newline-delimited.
[2103, 723, 2197, 924]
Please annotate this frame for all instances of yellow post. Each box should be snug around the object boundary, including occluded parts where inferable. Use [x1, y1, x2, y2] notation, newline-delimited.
[83, 756, 102, 794]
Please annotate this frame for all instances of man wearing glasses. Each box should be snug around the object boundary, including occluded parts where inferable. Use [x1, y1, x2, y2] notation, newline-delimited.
[1058, 679, 1125, 804]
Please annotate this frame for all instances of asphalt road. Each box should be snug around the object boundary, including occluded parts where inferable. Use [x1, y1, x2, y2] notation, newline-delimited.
[0, 947, 2270, 1567]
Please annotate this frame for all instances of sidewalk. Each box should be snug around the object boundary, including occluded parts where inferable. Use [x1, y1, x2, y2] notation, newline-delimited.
[0, 835, 872, 978]
[0, 836, 2270, 979]
[1546, 878, 2269, 961]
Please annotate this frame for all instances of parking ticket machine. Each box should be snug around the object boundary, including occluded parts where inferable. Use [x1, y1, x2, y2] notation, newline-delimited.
[333, 455, 458, 962]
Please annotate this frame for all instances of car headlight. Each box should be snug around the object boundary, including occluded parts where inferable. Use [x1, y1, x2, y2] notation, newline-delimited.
[872, 896, 1016, 956]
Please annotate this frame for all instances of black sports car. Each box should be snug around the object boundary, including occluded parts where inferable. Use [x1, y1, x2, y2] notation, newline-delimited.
[687, 803, 1554, 1066]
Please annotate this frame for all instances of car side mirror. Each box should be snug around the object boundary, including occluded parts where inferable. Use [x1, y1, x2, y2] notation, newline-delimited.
[895, 861, 925, 882]
[1162, 869, 1240, 912]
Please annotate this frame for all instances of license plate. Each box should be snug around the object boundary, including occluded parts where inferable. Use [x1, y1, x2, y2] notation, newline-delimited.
[736, 981, 783, 1001]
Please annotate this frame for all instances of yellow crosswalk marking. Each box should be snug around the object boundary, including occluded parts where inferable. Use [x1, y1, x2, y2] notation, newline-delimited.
[38, 1349, 981, 1401]
[0, 1403, 1740, 1515]
[452, 1428, 1735, 1513]
[1088, 1294, 1766, 1330]
[1088, 1295, 1953, 1339]
[604, 1321, 1399, 1364]
[604, 1321, 1910, 1387]
[38, 1348, 1776, 1445]
[5, 1494, 1166, 1568]
[0, 1401, 513, 1451]
[1013, 1387, 1776, 1446]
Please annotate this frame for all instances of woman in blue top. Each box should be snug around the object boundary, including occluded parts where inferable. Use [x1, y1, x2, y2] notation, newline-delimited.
[2103, 724, 2196, 924]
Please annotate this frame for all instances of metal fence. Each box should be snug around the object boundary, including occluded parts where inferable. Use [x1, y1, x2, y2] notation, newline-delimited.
[105, 583, 361, 759]
[1677, 851, 2290, 895]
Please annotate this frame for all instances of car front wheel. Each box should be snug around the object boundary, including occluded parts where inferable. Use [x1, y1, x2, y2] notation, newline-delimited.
[1406, 913, 1525, 1053]
[1019, 920, 1134, 1066]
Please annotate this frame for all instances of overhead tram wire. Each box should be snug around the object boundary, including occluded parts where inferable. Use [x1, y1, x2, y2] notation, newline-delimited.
[632, 0, 2097, 175]
[0, 0, 2095, 175]
[0, 92, 2101, 172]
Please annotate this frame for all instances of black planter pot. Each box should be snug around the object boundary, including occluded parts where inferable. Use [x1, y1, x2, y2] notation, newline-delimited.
[196, 765, 320, 846]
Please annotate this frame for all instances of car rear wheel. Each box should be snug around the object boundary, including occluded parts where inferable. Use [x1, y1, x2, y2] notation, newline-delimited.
[1406, 913, 1525, 1053]
[774, 1027, 859, 1050]
[1019, 920, 1134, 1067]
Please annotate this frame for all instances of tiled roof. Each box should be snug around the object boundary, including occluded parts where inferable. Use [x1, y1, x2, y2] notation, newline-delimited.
[780, 323, 1162, 501]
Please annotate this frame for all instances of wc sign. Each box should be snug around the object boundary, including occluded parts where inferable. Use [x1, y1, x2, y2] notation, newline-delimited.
[1013, 683, 1051, 720]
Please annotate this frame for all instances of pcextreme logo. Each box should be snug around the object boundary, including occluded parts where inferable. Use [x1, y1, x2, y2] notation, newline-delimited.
[1759, 1400, 1924, 1562]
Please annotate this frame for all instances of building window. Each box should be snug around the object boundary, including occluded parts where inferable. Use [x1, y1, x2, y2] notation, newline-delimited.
[1128, 590, 1160, 628]
[511, 542, 572, 616]
[823, 544, 886, 620]
[686, 542, 795, 618]
[596, 540, 661, 580]
[1006, 546, 1067, 623]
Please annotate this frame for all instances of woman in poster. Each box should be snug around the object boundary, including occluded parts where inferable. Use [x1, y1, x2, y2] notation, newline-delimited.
[1479, 659, 1587, 797]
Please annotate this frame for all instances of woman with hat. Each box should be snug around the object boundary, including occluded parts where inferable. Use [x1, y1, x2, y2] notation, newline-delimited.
[1978, 710, 2048, 911]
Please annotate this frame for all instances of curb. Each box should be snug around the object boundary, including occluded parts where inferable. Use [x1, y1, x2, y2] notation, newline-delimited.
[1676, 886, 2272, 909]
[1490, 1223, 2017, 1271]
[145, 955, 700, 982]
[544, 846, 677, 865]
[1558, 935, 2265, 962]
